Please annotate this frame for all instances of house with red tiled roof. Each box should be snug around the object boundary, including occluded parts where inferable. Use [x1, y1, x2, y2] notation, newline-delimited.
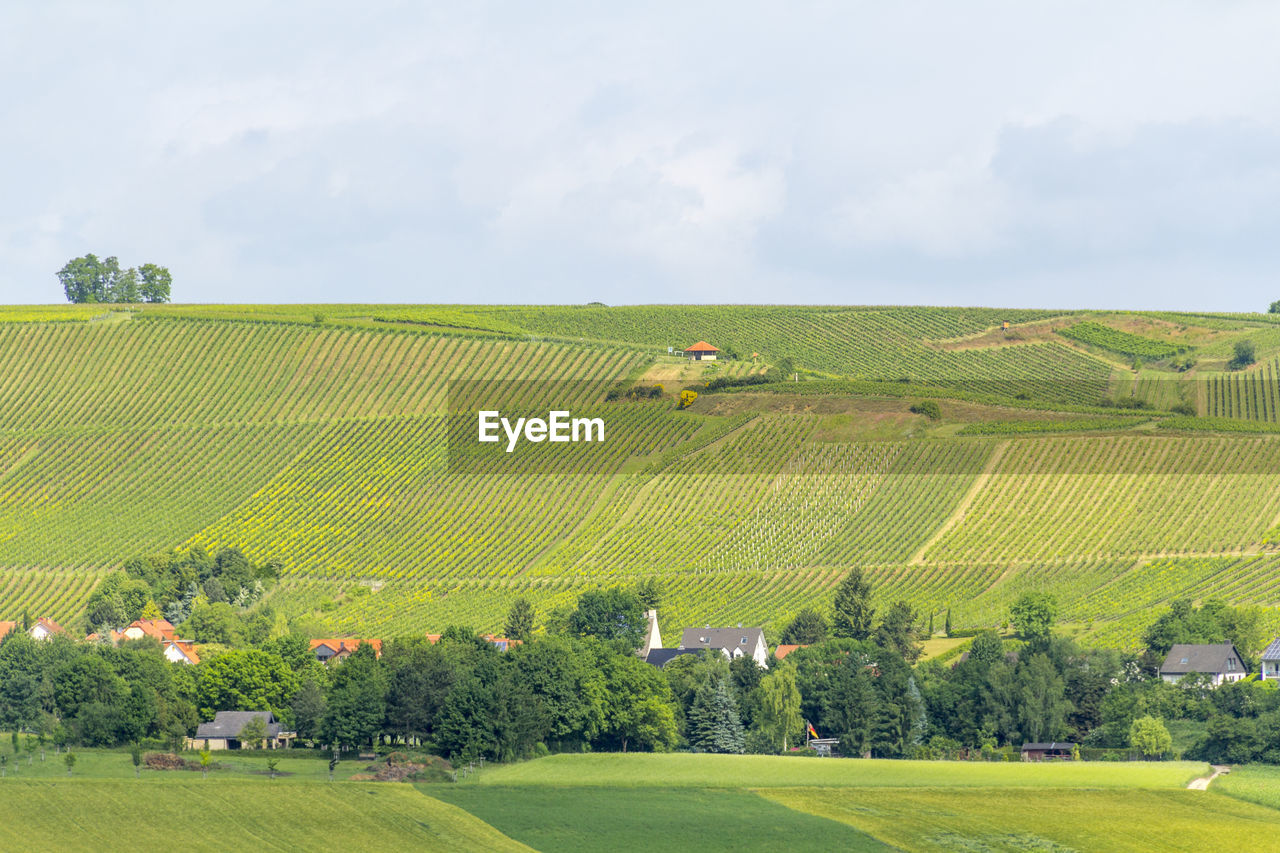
[681, 341, 720, 361]
[310, 638, 383, 663]
[29, 618, 66, 641]
[0, 621, 16, 641]
[122, 619, 176, 643]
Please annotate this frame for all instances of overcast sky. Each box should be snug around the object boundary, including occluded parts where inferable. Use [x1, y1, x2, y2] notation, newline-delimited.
[3, 2, 1279, 310]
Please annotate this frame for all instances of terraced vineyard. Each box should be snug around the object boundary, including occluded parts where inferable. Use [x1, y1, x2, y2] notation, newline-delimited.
[2, 304, 1280, 646]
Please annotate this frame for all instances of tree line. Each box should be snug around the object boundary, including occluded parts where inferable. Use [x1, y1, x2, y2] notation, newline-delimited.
[1, 566, 1276, 764]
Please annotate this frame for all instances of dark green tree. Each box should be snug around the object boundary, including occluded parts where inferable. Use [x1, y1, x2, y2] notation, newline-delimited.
[831, 568, 875, 640]
[875, 601, 923, 663]
[1229, 340, 1256, 369]
[320, 645, 387, 750]
[780, 608, 828, 645]
[1010, 592, 1057, 648]
[290, 677, 328, 742]
[504, 597, 535, 641]
[567, 588, 646, 647]
[688, 675, 745, 754]
[634, 577, 664, 610]
[137, 263, 172, 303]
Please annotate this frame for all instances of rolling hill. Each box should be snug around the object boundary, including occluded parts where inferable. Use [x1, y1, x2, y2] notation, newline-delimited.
[1, 303, 1279, 646]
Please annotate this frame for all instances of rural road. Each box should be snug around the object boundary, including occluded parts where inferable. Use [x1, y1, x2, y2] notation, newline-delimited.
[1187, 765, 1230, 790]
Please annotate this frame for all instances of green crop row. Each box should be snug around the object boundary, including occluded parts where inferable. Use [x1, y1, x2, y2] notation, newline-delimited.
[1058, 321, 1183, 359]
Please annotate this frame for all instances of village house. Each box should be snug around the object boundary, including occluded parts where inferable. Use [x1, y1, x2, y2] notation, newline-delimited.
[163, 639, 201, 665]
[424, 633, 520, 651]
[0, 621, 15, 641]
[1159, 643, 1248, 686]
[188, 711, 295, 751]
[28, 618, 65, 641]
[679, 626, 769, 668]
[681, 341, 720, 361]
[1260, 638, 1280, 682]
[310, 638, 383, 663]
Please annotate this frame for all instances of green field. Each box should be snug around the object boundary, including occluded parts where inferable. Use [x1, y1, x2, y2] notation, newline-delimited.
[446, 754, 1277, 852]
[2, 304, 1280, 641]
[2, 750, 1277, 852]
[0, 780, 532, 852]
[466, 752, 1208, 789]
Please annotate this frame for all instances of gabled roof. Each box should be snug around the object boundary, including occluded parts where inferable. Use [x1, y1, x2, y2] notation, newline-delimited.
[194, 711, 283, 739]
[126, 618, 176, 642]
[165, 639, 200, 665]
[0, 621, 15, 640]
[681, 626, 765, 652]
[1021, 742, 1076, 751]
[310, 638, 383, 658]
[30, 618, 65, 636]
[684, 341, 720, 352]
[774, 644, 806, 660]
[1160, 643, 1245, 675]
[1261, 638, 1280, 661]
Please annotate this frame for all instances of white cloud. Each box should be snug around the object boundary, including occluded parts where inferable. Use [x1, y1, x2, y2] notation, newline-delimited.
[2, 1, 1280, 309]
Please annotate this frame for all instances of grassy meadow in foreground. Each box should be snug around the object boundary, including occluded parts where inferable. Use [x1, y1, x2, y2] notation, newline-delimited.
[0, 779, 530, 853]
[761, 787, 1280, 853]
[431, 786, 888, 853]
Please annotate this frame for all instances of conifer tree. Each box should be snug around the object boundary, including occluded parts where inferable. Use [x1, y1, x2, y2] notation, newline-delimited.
[688, 675, 745, 754]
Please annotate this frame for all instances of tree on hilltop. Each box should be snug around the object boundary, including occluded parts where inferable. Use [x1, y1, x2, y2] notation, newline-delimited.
[58, 254, 170, 303]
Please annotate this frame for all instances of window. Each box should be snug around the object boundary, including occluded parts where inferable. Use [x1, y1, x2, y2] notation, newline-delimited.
[741, 637, 748, 644]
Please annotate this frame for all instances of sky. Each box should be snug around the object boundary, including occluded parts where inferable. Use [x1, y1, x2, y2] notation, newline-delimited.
[2, 2, 1279, 310]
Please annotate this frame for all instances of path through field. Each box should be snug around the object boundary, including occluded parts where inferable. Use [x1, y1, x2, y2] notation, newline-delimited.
[1187, 765, 1230, 790]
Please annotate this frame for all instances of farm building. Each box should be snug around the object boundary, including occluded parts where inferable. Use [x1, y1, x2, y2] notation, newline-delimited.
[682, 341, 720, 361]
[188, 711, 295, 751]
[1159, 643, 1248, 686]
[1261, 639, 1280, 682]
[680, 626, 769, 668]
[1021, 742, 1076, 761]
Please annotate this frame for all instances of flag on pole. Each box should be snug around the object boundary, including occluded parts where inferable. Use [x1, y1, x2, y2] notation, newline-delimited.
[806, 721, 818, 739]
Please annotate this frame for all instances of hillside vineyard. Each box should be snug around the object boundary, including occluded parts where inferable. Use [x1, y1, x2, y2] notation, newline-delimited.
[1, 304, 1279, 645]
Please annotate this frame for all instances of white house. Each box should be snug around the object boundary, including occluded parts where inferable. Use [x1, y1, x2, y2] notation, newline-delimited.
[28, 618, 65, 641]
[163, 639, 201, 665]
[1260, 638, 1280, 682]
[680, 626, 769, 669]
[1159, 643, 1248, 686]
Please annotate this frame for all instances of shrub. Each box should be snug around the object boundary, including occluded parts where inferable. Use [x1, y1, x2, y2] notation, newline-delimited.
[909, 401, 941, 420]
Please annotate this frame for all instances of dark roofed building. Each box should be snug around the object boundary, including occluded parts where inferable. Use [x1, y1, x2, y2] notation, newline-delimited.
[188, 711, 295, 751]
[680, 626, 768, 668]
[644, 648, 704, 668]
[1021, 742, 1076, 761]
[1159, 643, 1247, 686]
